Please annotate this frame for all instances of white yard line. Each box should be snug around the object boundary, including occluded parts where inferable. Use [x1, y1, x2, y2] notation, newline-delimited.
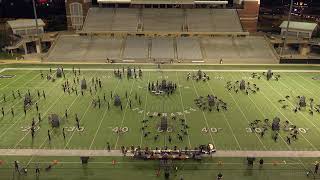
[234, 72, 308, 169]
[175, 72, 192, 148]
[295, 73, 320, 90]
[88, 79, 122, 150]
[221, 72, 268, 150]
[13, 72, 76, 148]
[113, 80, 136, 149]
[5, 67, 320, 73]
[25, 72, 97, 166]
[280, 74, 320, 134]
[0, 73, 69, 140]
[63, 72, 100, 149]
[190, 73, 216, 147]
[139, 72, 151, 147]
[1, 149, 320, 158]
[236, 72, 293, 150]
[0, 68, 6, 73]
[0, 70, 34, 91]
[63, 103, 91, 149]
[204, 75, 241, 150]
[0, 72, 40, 111]
[253, 74, 318, 150]
[264, 75, 320, 133]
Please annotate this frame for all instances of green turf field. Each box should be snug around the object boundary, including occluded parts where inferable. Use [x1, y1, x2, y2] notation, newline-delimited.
[0, 156, 318, 180]
[0, 67, 320, 151]
[1, 65, 320, 179]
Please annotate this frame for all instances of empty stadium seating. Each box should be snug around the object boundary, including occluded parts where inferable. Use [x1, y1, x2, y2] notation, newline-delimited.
[47, 35, 278, 64]
[82, 8, 243, 33]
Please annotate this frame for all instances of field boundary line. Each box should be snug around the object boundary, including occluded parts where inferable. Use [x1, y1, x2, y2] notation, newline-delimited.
[5, 67, 320, 73]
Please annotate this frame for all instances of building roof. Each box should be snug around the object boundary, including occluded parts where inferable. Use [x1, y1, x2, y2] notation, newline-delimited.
[280, 21, 318, 32]
[97, 0, 227, 4]
[7, 19, 45, 29]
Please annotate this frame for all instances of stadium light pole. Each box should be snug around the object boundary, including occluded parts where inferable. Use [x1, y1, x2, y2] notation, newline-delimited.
[280, 0, 294, 57]
[32, 0, 42, 54]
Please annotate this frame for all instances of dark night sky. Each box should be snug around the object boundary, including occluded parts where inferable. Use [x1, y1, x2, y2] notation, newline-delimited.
[0, 0, 66, 18]
[261, 0, 320, 6]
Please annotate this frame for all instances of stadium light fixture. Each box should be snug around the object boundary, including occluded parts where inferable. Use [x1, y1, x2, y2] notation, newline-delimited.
[280, 0, 293, 57]
[32, 0, 42, 54]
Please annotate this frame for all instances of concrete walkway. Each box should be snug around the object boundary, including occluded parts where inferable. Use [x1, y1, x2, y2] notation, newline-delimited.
[1, 149, 320, 157]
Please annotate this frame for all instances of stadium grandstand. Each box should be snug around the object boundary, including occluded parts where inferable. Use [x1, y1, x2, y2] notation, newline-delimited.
[44, 0, 279, 64]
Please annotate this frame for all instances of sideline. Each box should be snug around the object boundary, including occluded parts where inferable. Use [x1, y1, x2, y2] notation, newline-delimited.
[3, 67, 320, 73]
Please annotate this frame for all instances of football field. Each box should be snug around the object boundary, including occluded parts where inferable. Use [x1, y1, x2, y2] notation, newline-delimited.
[0, 66, 320, 152]
[1, 64, 320, 179]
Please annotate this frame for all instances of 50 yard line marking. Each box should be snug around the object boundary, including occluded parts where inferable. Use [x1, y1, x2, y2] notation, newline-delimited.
[190, 71, 215, 148]
[88, 78, 122, 150]
[139, 71, 150, 147]
[175, 72, 192, 148]
[205, 74, 241, 151]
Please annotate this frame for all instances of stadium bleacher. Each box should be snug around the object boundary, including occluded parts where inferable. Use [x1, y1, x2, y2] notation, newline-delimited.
[201, 36, 278, 63]
[123, 36, 149, 59]
[176, 37, 202, 61]
[142, 9, 184, 32]
[151, 37, 175, 60]
[47, 35, 278, 63]
[46, 6, 279, 64]
[82, 8, 243, 33]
